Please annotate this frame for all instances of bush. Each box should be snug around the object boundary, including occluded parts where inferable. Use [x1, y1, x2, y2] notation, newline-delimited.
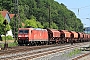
[8, 42, 18, 47]
[7, 35, 13, 40]
[1, 42, 18, 48]
[2, 35, 14, 40]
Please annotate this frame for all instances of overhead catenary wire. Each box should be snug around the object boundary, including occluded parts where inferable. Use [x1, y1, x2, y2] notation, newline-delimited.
[70, 5, 90, 9]
[69, 5, 90, 15]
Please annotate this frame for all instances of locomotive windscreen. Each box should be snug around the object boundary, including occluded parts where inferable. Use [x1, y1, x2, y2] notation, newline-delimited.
[19, 30, 29, 34]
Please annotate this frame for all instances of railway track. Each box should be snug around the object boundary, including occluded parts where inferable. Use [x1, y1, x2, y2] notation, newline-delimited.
[72, 53, 90, 60]
[0, 44, 72, 59]
[0, 43, 69, 55]
[0, 42, 90, 60]
[72, 46, 90, 60]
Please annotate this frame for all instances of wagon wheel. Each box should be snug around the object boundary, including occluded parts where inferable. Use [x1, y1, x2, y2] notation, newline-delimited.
[61, 38, 64, 44]
[70, 38, 73, 45]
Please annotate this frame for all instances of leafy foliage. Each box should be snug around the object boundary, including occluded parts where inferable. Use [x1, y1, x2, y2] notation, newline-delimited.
[2, 35, 13, 40]
[0, 0, 83, 33]
[24, 16, 44, 28]
[0, 13, 11, 35]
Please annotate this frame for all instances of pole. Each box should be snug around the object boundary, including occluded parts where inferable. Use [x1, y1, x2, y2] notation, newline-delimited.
[1, 0, 3, 10]
[17, 0, 19, 28]
[14, 0, 18, 42]
[48, 5, 51, 45]
[48, 5, 50, 28]
[14, 0, 16, 42]
[75, 18, 76, 31]
[17, 0, 20, 40]
[87, 27, 88, 34]
[63, 17, 65, 30]
[75, 22, 76, 31]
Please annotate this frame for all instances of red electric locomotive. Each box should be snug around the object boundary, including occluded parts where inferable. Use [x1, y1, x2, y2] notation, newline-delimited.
[18, 28, 48, 46]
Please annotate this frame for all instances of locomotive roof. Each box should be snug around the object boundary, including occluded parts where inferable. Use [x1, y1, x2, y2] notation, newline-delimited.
[19, 28, 47, 31]
[34, 28, 45, 30]
[19, 28, 33, 30]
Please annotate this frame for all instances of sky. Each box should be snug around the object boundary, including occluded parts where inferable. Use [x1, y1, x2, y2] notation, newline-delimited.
[54, 0, 90, 27]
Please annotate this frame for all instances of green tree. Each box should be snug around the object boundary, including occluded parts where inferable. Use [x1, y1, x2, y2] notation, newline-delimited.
[0, 0, 84, 32]
[24, 16, 44, 28]
[51, 22, 58, 29]
[0, 13, 11, 35]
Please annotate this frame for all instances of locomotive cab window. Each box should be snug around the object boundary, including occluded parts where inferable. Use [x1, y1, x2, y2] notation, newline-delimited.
[24, 30, 29, 34]
[19, 30, 29, 34]
[19, 30, 23, 34]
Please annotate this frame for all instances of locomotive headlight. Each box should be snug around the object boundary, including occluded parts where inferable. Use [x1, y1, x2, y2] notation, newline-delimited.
[18, 37, 21, 40]
[25, 35, 28, 37]
[26, 37, 29, 40]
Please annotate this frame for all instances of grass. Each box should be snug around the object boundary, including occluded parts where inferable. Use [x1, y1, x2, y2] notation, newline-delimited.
[0, 42, 18, 48]
[0, 36, 18, 48]
[8, 42, 18, 47]
[67, 48, 81, 57]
